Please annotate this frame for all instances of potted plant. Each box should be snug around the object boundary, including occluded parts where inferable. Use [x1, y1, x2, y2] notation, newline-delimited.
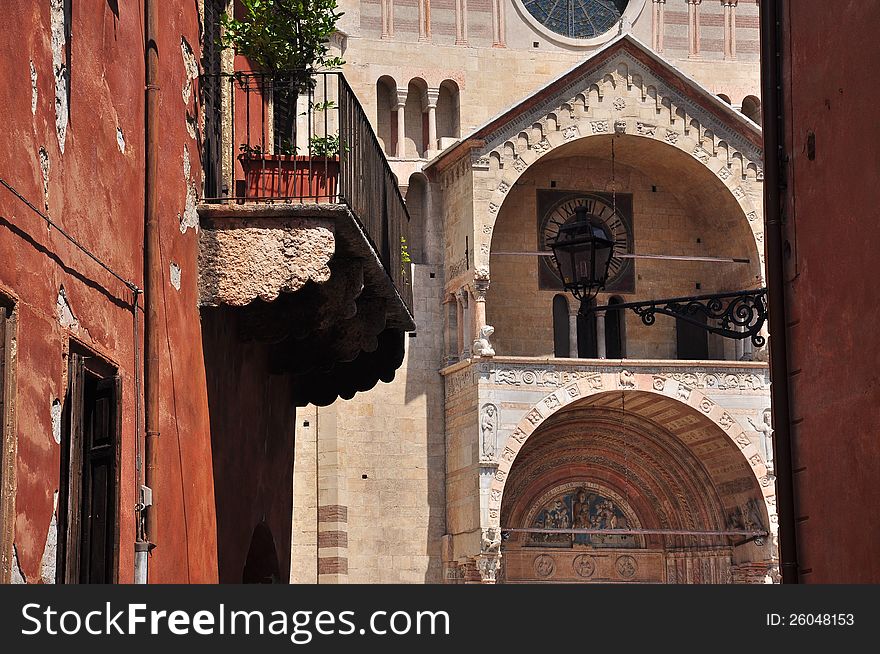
[220, 0, 345, 201]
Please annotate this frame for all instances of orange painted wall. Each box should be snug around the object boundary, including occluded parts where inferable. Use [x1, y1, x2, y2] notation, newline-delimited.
[0, 1, 218, 582]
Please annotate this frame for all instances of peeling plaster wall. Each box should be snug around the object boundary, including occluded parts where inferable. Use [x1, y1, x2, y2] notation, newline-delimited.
[49, 0, 69, 153]
[0, 1, 218, 583]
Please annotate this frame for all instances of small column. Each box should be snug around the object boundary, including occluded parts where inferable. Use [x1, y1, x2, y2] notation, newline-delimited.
[734, 330, 745, 361]
[455, 0, 468, 45]
[723, 334, 737, 361]
[472, 278, 489, 336]
[382, 0, 394, 39]
[458, 287, 471, 358]
[395, 89, 407, 159]
[729, 0, 737, 60]
[687, 0, 702, 58]
[424, 88, 440, 156]
[568, 307, 579, 358]
[419, 0, 430, 42]
[492, 0, 506, 47]
[596, 310, 607, 359]
[742, 332, 754, 360]
[455, 291, 467, 360]
[652, 0, 667, 52]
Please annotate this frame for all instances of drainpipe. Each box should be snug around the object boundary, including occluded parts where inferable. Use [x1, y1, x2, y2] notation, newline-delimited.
[136, 0, 160, 583]
[760, 0, 799, 584]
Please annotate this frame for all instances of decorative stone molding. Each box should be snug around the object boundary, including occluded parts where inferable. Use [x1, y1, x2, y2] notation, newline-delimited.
[445, 39, 765, 281]
[476, 364, 776, 535]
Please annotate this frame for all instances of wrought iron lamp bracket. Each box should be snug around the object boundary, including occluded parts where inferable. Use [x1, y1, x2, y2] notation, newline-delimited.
[583, 288, 768, 347]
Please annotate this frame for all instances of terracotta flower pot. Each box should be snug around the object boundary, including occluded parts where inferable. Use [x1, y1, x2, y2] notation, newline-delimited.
[238, 154, 339, 201]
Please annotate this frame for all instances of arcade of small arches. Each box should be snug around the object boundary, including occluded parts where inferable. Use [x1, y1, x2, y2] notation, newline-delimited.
[717, 93, 762, 124]
[376, 76, 461, 159]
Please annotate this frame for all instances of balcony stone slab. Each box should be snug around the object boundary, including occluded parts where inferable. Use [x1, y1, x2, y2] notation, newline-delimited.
[198, 202, 415, 406]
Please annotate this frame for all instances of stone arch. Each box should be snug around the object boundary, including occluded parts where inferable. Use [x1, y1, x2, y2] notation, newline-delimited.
[741, 95, 762, 125]
[437, 79, 461, 143]
[487, 371, 775, 533]
[405, 172, 430, 263]
[475, 78, 764, 280]
[375, 75, 398, 155]
[405, 77, 429, 157]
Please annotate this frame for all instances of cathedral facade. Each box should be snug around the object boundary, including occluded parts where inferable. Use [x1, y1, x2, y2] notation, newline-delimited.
[290, 0, 776, 583]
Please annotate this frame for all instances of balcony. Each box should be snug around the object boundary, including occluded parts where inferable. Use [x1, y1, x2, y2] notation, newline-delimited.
[198, 71, 415, 405]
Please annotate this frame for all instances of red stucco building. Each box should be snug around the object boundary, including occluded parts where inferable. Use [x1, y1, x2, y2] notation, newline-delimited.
[0, 1, 412, 584]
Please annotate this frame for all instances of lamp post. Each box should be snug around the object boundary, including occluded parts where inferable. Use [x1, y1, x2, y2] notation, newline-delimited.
[549, 209, 768, 347]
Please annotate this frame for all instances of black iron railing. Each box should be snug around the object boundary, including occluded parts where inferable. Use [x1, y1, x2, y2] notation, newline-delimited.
[200, 71, 412, 314]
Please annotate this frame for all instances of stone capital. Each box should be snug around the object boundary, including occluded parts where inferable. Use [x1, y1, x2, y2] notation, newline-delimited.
[473, 278, 490, 301]
[422, 88, 440, 108]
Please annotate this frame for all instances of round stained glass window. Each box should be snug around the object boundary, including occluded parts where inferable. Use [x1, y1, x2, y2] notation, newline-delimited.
[521, 0, 630, 39]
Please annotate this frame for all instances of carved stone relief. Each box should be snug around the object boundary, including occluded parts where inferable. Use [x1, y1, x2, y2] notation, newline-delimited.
[480, 403, 499, 462]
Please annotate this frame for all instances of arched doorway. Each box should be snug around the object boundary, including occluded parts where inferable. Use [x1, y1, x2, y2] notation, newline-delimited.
[499, 392, 774, 583]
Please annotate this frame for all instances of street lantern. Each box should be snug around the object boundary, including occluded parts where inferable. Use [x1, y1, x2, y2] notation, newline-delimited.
[550, 206, 614, 302]
[547, 206, 769, 346]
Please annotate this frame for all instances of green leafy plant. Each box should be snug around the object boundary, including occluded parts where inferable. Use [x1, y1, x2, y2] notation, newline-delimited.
[400, 236, 412, 281]
[239, 143, 266, 157]
[310, 134, 346, 157]
[220, 0, 345, 75]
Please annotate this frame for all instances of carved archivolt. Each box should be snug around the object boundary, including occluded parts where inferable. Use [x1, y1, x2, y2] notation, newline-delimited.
[484, 371, 776, 533]
[467, 48, 765, 279]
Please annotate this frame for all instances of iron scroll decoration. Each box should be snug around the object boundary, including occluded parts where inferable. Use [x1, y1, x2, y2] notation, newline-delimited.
[601, 288, 769, 347]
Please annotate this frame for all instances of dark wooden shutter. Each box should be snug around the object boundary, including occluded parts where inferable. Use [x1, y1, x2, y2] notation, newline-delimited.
[58, 353, 85, 583]
[58, 353, 118, 584]
[79, 376, 117, 583]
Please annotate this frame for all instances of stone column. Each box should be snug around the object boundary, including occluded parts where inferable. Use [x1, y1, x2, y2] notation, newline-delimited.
[723, 334, 737, 361]
[492, 0, 506, 47]
[419, 0, 430, 42]
[735, 332, 745, 361]
[455, 0, 468, 45]
[395, 88, 407, 159]
[382, 0, 394, 39]
[652, 0, 666, 52]
[742, 331, 754, 360]
[424, 88, 440, 156]
[687, 0, 702, 58]
[472, 278, 488, 337]
[596, 310, 607, 359]
[722, 1, 737, 59]
[315, 404, 349, 584]
[444, 295, 457, 364]
[568, 304, 579, 358]
[458, 287, 471, 358]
